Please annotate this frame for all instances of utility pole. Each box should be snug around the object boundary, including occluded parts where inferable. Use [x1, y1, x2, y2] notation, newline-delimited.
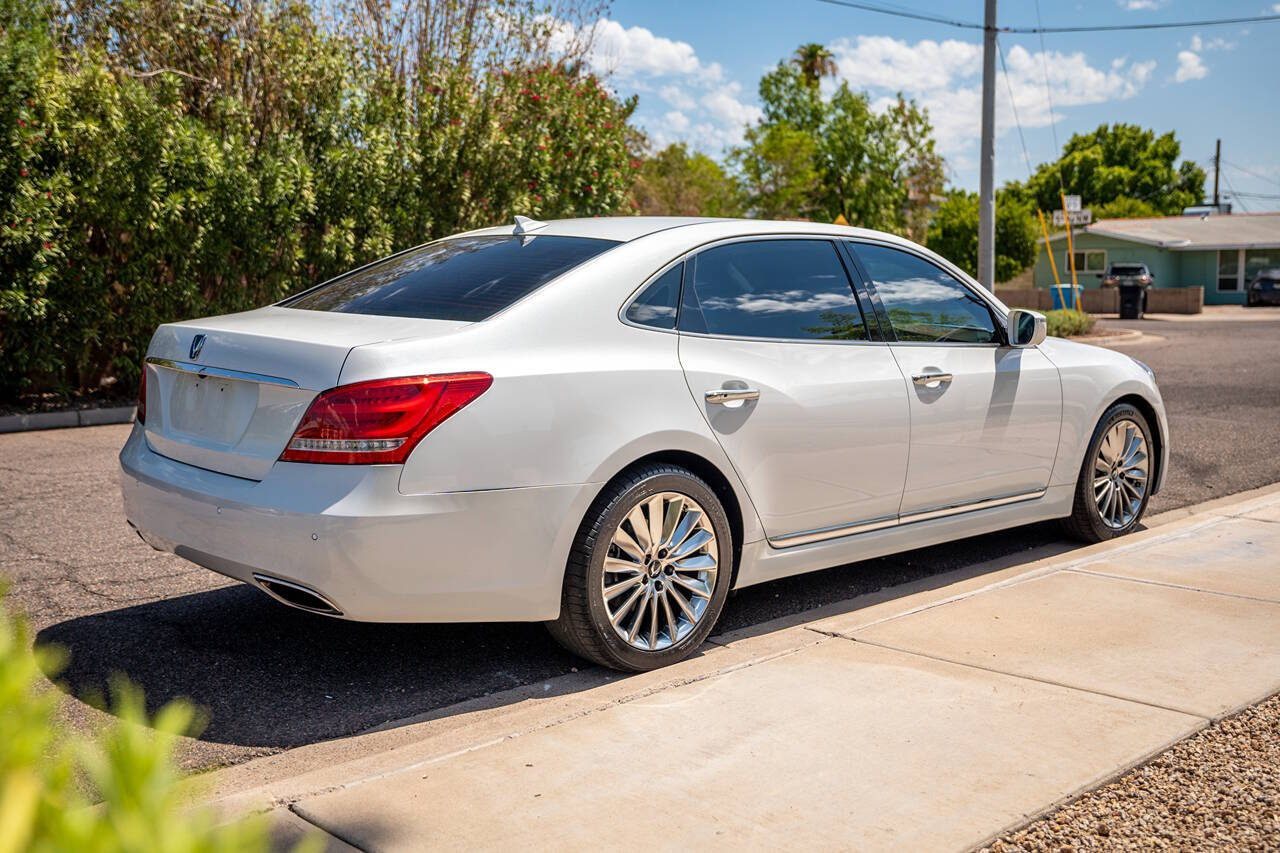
[977, 0, 997, 288]
[1213, 138, 1221, 208]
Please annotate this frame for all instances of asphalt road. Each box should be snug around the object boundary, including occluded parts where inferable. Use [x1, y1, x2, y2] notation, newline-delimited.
[3, 311, 1279, 772]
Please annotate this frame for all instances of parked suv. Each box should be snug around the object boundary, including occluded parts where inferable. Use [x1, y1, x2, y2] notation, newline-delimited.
[1247, 268, 1280, 307]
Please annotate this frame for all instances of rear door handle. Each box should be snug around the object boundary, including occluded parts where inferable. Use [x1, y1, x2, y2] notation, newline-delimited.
[705, 388, 760, 405]
[911, 372, 953, 387]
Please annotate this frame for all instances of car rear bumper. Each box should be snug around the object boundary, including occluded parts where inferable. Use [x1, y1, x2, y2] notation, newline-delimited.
[119, 423, 595, 622]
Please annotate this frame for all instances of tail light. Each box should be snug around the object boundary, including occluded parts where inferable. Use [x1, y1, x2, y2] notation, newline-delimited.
[280, 373, 492, 465]
[137, 371, 147, 424]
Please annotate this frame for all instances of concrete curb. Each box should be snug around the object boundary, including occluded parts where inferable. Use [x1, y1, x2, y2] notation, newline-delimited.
[0, 405, 135, 434]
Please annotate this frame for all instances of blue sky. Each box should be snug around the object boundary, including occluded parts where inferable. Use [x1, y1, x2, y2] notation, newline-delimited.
[574, 0, 1280, 211]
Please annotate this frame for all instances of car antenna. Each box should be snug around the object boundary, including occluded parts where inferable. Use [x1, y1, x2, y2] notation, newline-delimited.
[513, 215, 548, 236]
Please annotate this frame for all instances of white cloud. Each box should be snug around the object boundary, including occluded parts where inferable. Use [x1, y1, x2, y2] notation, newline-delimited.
[829, 36, 1156, 157]
[658, 85, 696, 112]
[1121, 0, 1165, 9]
[1175, 50, 1208, 82]
[663, 110, 691, 133]
[551, 18, 758, 150]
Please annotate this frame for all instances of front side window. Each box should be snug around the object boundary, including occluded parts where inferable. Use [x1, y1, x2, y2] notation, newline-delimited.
[625, 263, 682, 329]
[281, 235, 619, 322]
[678, 240, 867, 341]
[854, 243, 998, 344]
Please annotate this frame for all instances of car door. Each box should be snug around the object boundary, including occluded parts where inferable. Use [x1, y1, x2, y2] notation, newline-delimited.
[671, 237, 910, 545]
[847, 241, 1062, 518]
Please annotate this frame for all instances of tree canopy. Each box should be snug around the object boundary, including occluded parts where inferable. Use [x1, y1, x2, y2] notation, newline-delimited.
[1013, 123, 1206, 216]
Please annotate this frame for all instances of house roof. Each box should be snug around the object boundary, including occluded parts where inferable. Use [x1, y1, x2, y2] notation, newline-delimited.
[1042, 211, 1280, 250]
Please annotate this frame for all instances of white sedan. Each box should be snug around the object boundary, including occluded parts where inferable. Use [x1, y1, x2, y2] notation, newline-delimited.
[120, 217, 1168, 671]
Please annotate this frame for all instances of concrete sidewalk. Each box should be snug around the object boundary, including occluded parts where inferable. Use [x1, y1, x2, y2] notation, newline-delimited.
[203, 486, 1280, 852]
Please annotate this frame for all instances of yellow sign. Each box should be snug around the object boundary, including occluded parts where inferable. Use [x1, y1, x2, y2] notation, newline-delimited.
[833, 214, 849, 226]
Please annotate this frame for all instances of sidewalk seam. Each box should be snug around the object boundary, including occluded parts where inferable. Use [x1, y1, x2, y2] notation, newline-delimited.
[1065, 567, 1280, 605]
[842, 636, 1211, 722]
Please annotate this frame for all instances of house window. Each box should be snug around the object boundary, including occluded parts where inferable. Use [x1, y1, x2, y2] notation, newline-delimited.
[1218, 250, 1240, 291]
[1244, 249, 1279, 287]
[1071, 250, 1106, 273]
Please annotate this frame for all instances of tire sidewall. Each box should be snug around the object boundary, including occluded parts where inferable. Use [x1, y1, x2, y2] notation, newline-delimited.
[1079, 403, 1153, 540]
[585, 470, 733, 671]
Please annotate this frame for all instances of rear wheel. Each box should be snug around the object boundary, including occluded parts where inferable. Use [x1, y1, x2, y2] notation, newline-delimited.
[1062, 403, 1153, 542]
[546, 463, 733, 671]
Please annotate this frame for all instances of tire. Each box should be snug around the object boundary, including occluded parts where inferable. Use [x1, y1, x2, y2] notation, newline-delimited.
[1061, 402, 1154, 543]
[546, 462, 734, 671]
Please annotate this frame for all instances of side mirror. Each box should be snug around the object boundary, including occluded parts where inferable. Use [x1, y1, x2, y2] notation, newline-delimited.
[1008, 309, 1047, 347]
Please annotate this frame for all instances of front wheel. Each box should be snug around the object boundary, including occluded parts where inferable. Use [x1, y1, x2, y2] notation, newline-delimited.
[1061, 403, 1154, 542]
[546, 463, 733, 671]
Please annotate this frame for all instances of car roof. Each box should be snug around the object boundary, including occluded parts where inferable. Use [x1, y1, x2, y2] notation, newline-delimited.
[465, 216, 915, 246]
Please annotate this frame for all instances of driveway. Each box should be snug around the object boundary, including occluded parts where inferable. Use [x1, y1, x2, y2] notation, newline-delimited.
[1, 314, 1278, 772]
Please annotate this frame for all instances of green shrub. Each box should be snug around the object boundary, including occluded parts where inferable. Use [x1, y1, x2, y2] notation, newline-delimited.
[0, 0, 639, 399]
[1045, 309, 1096, 338]
[0, 594, 296, 852]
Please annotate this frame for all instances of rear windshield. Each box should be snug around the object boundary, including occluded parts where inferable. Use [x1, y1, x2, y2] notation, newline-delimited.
[280, 235, 619, 322]
[1109, 265, 1147, 275]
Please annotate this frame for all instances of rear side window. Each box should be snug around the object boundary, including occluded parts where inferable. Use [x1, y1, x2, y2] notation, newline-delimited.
[625, 263, 682, 329]
[281, 235, 619, 322]
[853, 243, 998, 344]
[679, 240, 867, 341]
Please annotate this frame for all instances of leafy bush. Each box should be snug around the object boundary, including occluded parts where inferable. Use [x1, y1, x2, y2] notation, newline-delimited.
[0, 0, 635, 399]
[0, 594, 289, 852]
[1045, 309, 1096, 338]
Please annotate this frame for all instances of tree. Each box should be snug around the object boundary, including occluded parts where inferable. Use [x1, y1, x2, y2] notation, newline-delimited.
[1017, 123, 1205, 216]
[791, 43, 837, 86]
[731, 123, 821, 220]
[1093, 196, 1160, 221]
[632, 143, 743, 217]
[739, 59, 944, 236]
[926, 190, 1038, 283]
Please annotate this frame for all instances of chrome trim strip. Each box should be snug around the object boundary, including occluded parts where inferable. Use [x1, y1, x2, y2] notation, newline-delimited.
[145, 357, 299, 388]
[768, 514, 899, 548]
[898, 489, 1046, 524]
[767, 489, 1046, 549]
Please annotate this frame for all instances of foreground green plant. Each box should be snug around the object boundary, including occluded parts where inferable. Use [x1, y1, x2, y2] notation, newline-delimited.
[0, 597, 279, 853]
[1045, 309, 1096, 338]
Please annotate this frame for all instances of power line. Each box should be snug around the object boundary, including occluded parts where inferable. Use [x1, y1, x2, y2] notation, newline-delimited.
[1221, 170, 1249, 213]
[995, 37, 1033, 181]
[1033, 0, 1064, 195]
[814, 0, 1280, 33]
[1223, 159, 1280, 190]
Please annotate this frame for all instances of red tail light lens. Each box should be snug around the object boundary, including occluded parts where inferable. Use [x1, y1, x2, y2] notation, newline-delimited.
[280, 373, 492, 465]
[137, 371, 147, 424]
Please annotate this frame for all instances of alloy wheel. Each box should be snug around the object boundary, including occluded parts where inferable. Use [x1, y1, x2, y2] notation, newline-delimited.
[601, 491, 719, 652]
[1092, 419, 1149, 530]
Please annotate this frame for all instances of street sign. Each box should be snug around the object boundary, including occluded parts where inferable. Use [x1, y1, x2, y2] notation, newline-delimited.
[1063, 194, 1082, 212]
[1053, 209, 1092, 226]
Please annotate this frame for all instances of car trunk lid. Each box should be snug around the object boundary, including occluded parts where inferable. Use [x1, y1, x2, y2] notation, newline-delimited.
[142, 307, 467, 480]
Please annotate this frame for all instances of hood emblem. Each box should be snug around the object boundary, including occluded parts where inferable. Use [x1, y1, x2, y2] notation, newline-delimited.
[189, 334, 206, 360]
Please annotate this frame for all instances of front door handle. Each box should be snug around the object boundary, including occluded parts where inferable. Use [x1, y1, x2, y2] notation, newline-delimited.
[911, 371, 953, 387]
[705, 388, 760, 405]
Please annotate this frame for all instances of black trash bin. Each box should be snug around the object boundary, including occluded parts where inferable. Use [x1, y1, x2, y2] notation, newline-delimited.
[1118, 282, 1147, 320]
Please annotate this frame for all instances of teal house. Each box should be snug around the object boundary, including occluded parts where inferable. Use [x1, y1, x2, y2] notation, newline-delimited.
[1035, 212, 1280, 305]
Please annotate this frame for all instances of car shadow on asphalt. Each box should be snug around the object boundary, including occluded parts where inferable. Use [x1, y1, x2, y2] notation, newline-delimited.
[35, 520, 1081, 751]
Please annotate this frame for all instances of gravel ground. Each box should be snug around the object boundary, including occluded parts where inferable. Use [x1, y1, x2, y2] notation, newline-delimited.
[986, 692, 1280, 851]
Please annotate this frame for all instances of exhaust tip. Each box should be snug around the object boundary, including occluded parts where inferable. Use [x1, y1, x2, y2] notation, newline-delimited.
[252, 573, 343, 617]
